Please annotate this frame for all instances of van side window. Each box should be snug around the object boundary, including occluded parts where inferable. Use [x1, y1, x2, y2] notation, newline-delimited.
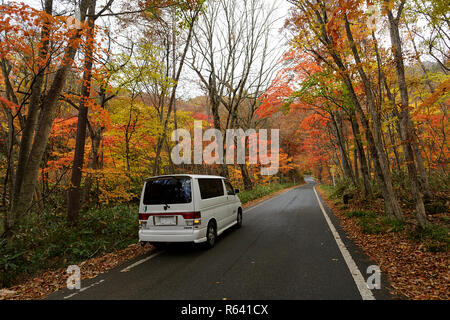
[198, 178, 225, 199]
[224, 180, 235, 195]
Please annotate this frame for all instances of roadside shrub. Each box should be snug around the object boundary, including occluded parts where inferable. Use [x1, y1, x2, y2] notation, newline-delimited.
[380, 217, 405, 232]
[331, 181, 348, 199]
[331, 179, 358, 203]
[344, 210, 375, 218]
[238, 182, 295, 204]
[409, 224, 449, 252]
[344, 210, 405, 234]
[0, 204, 138, 288]
[318, 184, 336, 198]
[428, 172, 450, 195]
[358, 217, 383, 234]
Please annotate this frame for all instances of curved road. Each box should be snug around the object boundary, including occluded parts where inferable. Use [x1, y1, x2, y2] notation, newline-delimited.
[48, 182, 392, 300]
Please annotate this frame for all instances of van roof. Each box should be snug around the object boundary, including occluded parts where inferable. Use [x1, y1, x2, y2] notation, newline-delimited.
[145, 174, 226, 181]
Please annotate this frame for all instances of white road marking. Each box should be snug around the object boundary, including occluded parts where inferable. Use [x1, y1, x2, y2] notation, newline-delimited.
[120, 250, 164, 273]
[313, 186, 376, 300]
[63, 279, 105, 299]
[63, 292, 78, 299]
[243, 200, 269, 213]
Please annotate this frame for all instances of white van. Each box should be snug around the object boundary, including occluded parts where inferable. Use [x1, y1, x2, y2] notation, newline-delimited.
[138, 174, 243, 249]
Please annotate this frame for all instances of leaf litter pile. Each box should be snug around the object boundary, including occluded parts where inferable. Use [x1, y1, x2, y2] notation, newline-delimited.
[317, 187, 449, 300]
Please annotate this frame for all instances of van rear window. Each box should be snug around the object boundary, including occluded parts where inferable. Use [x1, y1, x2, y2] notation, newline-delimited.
[198, 178, 225, 199]
[143, 177, 192, 205]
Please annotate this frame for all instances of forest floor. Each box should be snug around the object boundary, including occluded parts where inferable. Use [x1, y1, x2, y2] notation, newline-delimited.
[0, 181, 302, 300]
[317, 184, 449, 300]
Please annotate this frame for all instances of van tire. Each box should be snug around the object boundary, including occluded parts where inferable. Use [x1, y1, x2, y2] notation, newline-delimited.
[204, 221, 217, 249]
[236, 209, 243, 228]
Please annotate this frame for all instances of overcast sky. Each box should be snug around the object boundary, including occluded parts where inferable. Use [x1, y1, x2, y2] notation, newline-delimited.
[180, 0, 294, 100]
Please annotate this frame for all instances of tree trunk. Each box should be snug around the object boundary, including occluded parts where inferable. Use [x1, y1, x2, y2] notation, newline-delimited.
[386, 5, 428, 226]
[67, 0, 97, 224]
[239, 163, 253, 190]
[82, 127, 102, 205]
[172, 6, 178, 136]
[153, 8, 200, 176]
[34, 184, 44, 213]
[11, 0, 53, 219]
[8, 0, 89, 229]
[411, 128, 431, 198]
[331, 111, 354, 183]
[153, 137, 163, 175]
[165, 137, 176, 174]
[387, 121, 402, 172]
[8, 0, 90, 233]
[348, 113, 371, 197]
[353, 147, 359, 181]
[344, 14, 404, 220]
[209, 84, 229, 178]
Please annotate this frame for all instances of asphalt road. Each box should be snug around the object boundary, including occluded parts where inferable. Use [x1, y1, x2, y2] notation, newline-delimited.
[47, 182, 393, 300]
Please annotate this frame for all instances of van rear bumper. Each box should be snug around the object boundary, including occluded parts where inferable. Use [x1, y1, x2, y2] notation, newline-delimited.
[139, 228, 207, 243]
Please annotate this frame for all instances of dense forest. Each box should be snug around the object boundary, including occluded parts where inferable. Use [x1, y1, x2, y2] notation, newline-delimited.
[258, 0, 449, 229]
[0, 0, 301, 233]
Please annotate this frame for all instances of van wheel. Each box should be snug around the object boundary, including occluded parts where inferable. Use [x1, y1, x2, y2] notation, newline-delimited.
[205, 221, 217, 249]
[236, 210, 243, 228]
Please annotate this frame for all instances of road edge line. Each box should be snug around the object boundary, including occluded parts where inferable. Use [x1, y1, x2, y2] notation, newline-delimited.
[313, 186, 375, 300]
[120, 250, 164, 273]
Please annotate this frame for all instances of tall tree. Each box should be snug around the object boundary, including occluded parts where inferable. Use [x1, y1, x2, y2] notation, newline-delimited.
[4, 0, 91, 235]
[67, 0, 99, 224]
[189, 0, 279, 184]
[384, 0, 428, 226]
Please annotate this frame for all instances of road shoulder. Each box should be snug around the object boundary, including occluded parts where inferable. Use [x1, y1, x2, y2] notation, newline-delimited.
[315, 185, 396, 300]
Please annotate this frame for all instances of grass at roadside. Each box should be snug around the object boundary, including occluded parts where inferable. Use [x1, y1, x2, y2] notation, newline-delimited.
[0, 181, 298, 290]
[0, 204, 138, 288]
[238, 182, 298, 205]
[318, 184, 449, 252]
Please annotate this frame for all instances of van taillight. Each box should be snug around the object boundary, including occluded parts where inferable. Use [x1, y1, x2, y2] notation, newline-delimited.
[139, 212, 200, 220]
[181, 211, 201, 219]
[139, 213, 151, 220]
